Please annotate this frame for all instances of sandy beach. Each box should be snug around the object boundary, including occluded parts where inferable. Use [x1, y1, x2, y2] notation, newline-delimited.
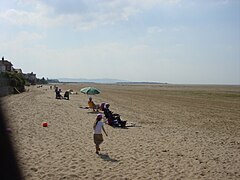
[2, 83, 240, 180]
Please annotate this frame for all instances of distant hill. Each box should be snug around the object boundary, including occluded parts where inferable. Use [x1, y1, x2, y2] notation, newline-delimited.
[57, 78, 166, 84]
[58, 78, 129, 84]
[117, 82, 168, 85]
[47, 79, 60, 83]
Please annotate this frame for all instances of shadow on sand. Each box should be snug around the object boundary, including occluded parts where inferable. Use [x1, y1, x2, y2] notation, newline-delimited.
[108, 123, 141, 129]
[87, 111, 100, 114]
[98, 153, 119, 162]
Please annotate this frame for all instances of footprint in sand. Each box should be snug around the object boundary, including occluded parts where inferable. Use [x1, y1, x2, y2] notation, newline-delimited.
[30, 167, 38, 172]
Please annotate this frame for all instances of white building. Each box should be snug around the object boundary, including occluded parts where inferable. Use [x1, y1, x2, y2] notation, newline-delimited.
[0, 57, 13, 72]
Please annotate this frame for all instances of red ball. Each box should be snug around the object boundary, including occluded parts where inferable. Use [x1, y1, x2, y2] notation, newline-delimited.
[42, 122, 48, 127]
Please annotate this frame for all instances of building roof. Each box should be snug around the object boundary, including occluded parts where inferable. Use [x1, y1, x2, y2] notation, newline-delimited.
[0, 60, 13, 66]
[1, 57, 13, 66]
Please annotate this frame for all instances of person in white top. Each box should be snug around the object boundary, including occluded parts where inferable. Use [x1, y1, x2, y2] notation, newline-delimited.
[93, 114, 108, 154]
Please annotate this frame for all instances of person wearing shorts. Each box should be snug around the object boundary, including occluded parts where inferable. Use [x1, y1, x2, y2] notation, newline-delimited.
[93, 114, 108, 154]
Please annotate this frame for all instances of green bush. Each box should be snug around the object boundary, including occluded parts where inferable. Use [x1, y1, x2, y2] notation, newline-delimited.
[0, 72, 26, 92]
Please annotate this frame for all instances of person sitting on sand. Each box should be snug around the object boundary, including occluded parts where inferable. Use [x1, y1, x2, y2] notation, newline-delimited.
[55, 87, 59, 99]
[100, 102, 106, 111]
[56, 88, 63, 99]
[103, 103, 127, 128]
[64, 91, 70, 100]
[93, 114, 108, 154]
[88, 97, 99, 111]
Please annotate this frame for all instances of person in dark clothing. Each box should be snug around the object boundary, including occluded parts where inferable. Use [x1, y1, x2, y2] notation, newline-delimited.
[55, 87, 58, 99]
[55, 88, 63, 99]
[64, 91, 70, 100]
[100, 102, 106, 111]
[103, 103, 126, 128]
[103, 104, 114, 125]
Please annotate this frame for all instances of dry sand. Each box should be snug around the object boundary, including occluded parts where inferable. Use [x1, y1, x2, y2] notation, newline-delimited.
[2, 83, 240, 180]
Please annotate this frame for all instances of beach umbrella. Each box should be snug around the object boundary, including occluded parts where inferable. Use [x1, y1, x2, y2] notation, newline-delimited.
[80, 87, 101, 95]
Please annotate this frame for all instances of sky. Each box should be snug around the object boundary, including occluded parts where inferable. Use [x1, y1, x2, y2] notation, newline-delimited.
[0, 0, 240, 84]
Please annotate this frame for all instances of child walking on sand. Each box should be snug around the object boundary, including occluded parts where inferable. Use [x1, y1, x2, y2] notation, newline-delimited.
[93, 114, 108, 154]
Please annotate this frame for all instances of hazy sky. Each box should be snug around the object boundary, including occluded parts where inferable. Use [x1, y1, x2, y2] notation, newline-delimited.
[0, 0, 239, 84]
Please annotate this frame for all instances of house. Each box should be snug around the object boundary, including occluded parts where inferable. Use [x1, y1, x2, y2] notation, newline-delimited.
[0, 57, 13, 72]
[13, 68, 23, 74]
[23, 72, 37, 85]
[0, 56, 38, 85]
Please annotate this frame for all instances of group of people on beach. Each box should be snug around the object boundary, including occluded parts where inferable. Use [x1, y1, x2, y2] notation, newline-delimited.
[52, 85, 125, 154]
[54, 86, 70, 100]
[89, 97, 127, 154]
[88, 97, 127, 128]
